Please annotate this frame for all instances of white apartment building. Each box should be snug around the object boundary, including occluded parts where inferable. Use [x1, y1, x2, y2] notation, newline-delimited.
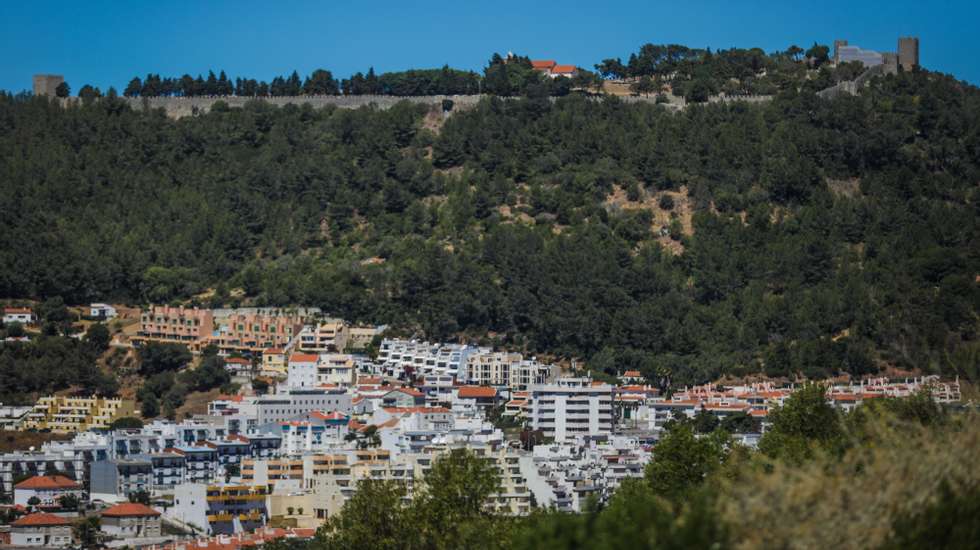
[528, 378, 613, 443]
[316, 354, 356, 387]
[287, 353, 319, 388]
[464, 352, 560, 390]
[377, 339, 486, 379]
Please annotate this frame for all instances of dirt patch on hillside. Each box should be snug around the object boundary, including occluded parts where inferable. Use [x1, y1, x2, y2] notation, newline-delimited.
[828, 178, 862, 198]
[605, 184, 694, 254]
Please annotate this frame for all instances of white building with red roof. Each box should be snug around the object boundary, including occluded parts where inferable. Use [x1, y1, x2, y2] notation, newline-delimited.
[100, 502, 162, 538]
[10, 512, 73, 547]
[2, 306, 36, 325]
[14, 475, 82, 508]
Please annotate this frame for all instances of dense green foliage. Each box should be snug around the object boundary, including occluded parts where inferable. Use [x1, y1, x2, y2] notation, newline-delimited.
[342, 66, 482, 96]
[0, 333, 117, 404]
[595, 42, 865, 100]
[121, 69, 341, 98]
[136, 344, 229, 419]
[1, 66, 978, 387]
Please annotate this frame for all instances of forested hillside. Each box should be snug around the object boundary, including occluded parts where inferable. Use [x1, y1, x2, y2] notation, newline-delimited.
[1, 68, 977, 386]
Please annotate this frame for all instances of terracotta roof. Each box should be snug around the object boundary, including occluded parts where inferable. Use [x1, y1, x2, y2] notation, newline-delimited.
[13, 512, 72, 527]
[225, 357, 250, 364]
[552, 64, 577, 74]
[622, 370, 641, 377]
[264, 348, 285, 355]
[289, 353, 319, 363]
[457, 386, 497, 399]
[15, 475, 80, 490]
[102, 502, 161, 517]
[3, 307, 33, 314]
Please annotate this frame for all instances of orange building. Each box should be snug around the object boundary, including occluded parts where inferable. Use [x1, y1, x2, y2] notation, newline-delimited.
[136, 306, 214, 352]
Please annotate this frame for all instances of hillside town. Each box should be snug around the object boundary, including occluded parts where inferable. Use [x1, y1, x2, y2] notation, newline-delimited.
[0, 303, 963, 548]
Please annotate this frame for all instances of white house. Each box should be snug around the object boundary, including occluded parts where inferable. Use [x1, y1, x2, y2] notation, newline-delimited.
[89, 303, 118, 320]
[286, 353, 318, 388]
[10, 513, 73, 547]
[14, 475, 83, 507]
[100, 502, 162, 538]
[2, 307, 36, 325]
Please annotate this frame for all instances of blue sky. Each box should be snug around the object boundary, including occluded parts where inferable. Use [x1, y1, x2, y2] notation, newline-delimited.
[1, 0, 977, 93]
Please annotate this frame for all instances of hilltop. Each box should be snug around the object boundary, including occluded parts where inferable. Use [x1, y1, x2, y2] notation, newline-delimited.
[0, 54, 978, 389]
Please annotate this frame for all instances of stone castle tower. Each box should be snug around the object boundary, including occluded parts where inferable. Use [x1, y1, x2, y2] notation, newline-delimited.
[33, 74, 64, 96]
[898, 37, 919, 71]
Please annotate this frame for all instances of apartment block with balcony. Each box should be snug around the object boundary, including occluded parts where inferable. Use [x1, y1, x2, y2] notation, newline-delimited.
[528, 378, 614, 443]
[464, 353, 560, 391]
[136, 306, 214, 351]
[210, 313, 303, 356]
[168, 483, 268, 535]
[297, 320, 349, 353]
[24, 396, 135, 434]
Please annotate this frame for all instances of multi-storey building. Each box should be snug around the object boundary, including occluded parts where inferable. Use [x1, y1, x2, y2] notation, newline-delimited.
[100, 502, 162, 538]
[13, 475, 82, 507]
[23, 396, 135, 433]
[261, 348, 288, 377]
[136, 306, 214, 351]
[170, 445, 219, 484]
[168, 483, 268, 535]
[0, 432, 110, 497]
[528, 378, 613, 443]
[297, 320, 349, 353]
[210, 312, 303, 356]
[464, 353, 560, 390]
[90, 458, 154, 499]
[10, 513, 73, 547]
[316, 354, 356, 386]
[254, 387, 351, 426]
[377, 339, 486, 379]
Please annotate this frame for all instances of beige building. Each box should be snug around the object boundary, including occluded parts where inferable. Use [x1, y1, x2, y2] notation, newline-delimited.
[465, 353, 560, 390]
[24, 396, 135, 433]
[100, 502, 162, 538]
[298, 320, 349, 352]
[309, 446, 530, 519]
[135, 306, 215, 352]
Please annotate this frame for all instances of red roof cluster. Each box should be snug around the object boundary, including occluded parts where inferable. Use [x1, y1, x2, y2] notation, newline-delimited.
[289, 353, 319, 363]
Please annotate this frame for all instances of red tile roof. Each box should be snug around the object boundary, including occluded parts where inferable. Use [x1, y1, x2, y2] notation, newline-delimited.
[15, 475, 80, 490]
[622, 370, 642, 377]
[457, 386, 497, 399]
[225, 357, 250, 364]
[102, 502, 161, 517]
[264, 348, 285, 355]
[12, 512, 71, 527]
[289, 353, 319, 363]
[3, 307, 33, 314]
[551, 64, 577, 74]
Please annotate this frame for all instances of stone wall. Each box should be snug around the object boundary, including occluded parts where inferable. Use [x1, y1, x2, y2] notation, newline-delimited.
[118, 94, 485, 118]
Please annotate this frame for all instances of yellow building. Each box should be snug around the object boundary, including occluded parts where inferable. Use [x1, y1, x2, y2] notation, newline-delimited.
[24, 396, 136, 433]
[261, 348, 288, 377]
